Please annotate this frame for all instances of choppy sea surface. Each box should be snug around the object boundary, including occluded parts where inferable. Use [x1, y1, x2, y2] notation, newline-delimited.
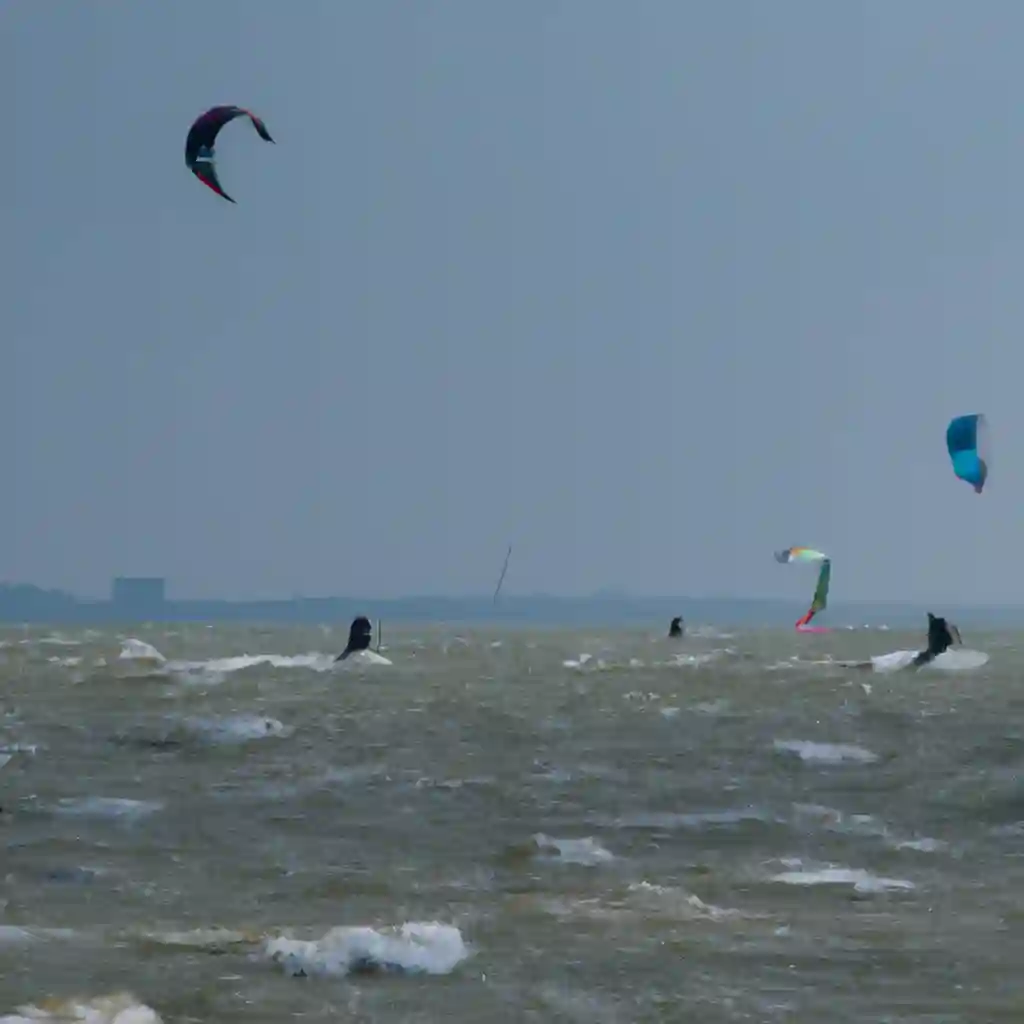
[0, 622, 1019, 1023]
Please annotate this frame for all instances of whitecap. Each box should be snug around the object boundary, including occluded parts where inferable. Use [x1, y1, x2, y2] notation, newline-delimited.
[265, 921, 469, 978]
[666, 651, 722, 668]
[771, 866, 914, 892]
[55, 797, 162, 822]
[896, 837, 947, 853]
[626, 882, 744, 922]
[532, 834, 614, 866]
[169, 652, 334, 685]
[0, 993, 161, 1024]
[118, 639, 166, 665]
[563, 654, 593, 670]
[0, 743, 38, 771]
[0, 927, 76, 946]
[182, 715, 291, 743]
[774, 740, 878, 765]
[605, 807, 774, 830]
[686, 626, 735, 640]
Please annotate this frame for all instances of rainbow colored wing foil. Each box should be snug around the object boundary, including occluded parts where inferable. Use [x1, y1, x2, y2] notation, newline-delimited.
[775, 547, 827, 565]
[946, 414, 990, 494]
[775, 547, 831, 631]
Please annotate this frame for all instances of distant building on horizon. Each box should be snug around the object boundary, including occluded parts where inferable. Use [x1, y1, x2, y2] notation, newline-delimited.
[110, 576, 166, 616]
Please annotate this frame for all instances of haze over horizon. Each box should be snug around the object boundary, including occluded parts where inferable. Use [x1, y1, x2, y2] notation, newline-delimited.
[10, 576, 1024, 618]
[6, 1, 1019, 606]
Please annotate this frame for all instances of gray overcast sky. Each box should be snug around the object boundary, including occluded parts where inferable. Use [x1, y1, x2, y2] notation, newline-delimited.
[4, 1, 1022, 603]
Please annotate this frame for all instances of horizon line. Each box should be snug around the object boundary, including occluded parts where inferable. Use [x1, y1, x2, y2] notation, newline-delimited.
[2, 582, 1021, 611]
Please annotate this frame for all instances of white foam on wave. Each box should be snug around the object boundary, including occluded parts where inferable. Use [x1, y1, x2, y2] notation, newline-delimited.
[172, 649, 392, 684]
[666, 650, 726, 668]
[771, 865, 914, 893]
[686, 626, 735, 640]
[626, 881, 746, 922]
[897, 837, 947, 853]
[55, 797, 163, 822]
[0, 743, 37, 774]
[774, 740, 878, 765]
[0, 993, 161, 1024]
[181, 715, 292, 743]
[563, 653, 599, 670]
[108, 645, 395, 686]
[48, 656, 82, 667]
[104, 632, 398, 687]
[541, 881, 745, 927]
[793, 803, 875, 829]
[791, 804, 946, 852]
[532, 834, 614, 866]
[118, 639, 166, 665]
[169, 652, 334, 685]
[0, 927, 77, 947]
[265, 922, 469, 978]
[0, 927, 42, 947]
[338, 649, 393, 667]
[765, 657, 801, 671]
[603, 807, 774, 831]
[38, 635, 81, 647]
[564, 649, 728, 672]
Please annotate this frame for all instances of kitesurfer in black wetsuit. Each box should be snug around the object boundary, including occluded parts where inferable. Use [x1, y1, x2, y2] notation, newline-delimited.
[335, 616, 373, 662]
[910, 612, 960, 668]
[668, 617, 684, 639]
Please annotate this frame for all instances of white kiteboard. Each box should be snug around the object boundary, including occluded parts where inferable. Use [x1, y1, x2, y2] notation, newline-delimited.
[869, 648, 989, 674]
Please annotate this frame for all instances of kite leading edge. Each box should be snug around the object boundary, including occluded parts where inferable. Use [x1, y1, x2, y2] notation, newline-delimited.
[185, 105, 274, 203]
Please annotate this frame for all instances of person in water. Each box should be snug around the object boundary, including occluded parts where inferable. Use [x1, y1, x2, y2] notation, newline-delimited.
[335, 616, 373, 662]
[668, 617, 684, 639]
[910, 612, 961, 668]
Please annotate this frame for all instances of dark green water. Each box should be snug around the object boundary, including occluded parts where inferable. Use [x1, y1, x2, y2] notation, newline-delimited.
[0, 623, 1019, 1023]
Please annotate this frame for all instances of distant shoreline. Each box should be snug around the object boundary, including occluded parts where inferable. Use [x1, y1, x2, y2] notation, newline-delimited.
[0, 583, 1021, 627]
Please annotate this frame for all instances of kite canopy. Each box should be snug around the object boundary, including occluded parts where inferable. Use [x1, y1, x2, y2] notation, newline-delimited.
[775, 547, 831, 632]
[185, 105, 274, 203]
[774, 546, 827, 566]
[946, 414, 989, 494]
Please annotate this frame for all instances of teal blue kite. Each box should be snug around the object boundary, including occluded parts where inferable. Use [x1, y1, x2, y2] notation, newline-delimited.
[946, 414, 990, 494]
